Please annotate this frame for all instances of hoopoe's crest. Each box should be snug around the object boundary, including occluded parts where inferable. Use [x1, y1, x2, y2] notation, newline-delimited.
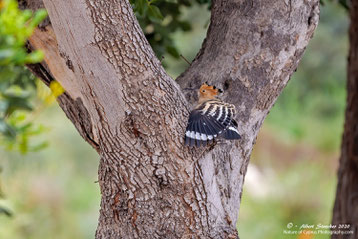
[198, 83, 222, 103]
[185, 82, 241, 147]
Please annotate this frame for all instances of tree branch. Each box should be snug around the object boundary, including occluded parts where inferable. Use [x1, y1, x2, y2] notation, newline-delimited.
[332, 0, 358, 237]
[22, 0, 320, 237]
[177, 0, 319, 231]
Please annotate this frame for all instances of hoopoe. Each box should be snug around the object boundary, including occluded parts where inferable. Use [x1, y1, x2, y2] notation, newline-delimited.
[184, 82, 241, 147]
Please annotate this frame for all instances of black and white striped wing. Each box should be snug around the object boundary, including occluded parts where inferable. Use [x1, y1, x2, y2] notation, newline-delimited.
[221, 119, 241, 140]
[184, 110, 224, 147]
[184, 100, 238, 147]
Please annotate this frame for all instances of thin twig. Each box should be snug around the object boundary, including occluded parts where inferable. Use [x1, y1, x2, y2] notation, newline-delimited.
[180, 54, 191, 65]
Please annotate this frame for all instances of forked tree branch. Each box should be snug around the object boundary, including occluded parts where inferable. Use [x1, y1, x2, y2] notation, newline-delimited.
[23, 0, 319, 238]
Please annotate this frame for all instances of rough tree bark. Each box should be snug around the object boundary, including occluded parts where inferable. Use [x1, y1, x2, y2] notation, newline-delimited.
[332, 1, 358, 238]
[22, 0, 319, 238]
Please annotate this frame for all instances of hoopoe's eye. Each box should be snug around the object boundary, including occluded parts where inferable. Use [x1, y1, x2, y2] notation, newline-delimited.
[202, 90, 206, 93]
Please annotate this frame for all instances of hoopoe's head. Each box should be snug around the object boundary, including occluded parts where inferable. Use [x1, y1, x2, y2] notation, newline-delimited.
[198, 82, 223, 103]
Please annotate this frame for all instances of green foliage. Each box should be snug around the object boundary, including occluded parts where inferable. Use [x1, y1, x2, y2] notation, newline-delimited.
[130, 0, 210, 62]
[0, 0, 46, 65]
[0, 108, 100, 238]
[0, 0, 47, 154]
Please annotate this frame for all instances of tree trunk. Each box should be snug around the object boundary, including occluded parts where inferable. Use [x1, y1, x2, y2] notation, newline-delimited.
[332, 1, 358, 238]
[23, 0, 319, 238]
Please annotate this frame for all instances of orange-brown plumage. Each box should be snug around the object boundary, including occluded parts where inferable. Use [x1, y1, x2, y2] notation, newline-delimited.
[198, 83, 222, 104]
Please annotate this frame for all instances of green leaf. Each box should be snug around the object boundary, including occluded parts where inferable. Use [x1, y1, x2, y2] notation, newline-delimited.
[179, 21, 192, 31]
[166, 45, 179, 58]
[148, 5, 164, 23]
[0, 119, 16, 139]
[19, 133, 28, 154]
[135, 0, 149, 16]
[29, 141, 49, 152]
[25, 50, 44, 64]
[31, 9, 48, 27]
[17, 122, 32, 133]
[2, 94, 33, 115]
[0, 207, 13, 217]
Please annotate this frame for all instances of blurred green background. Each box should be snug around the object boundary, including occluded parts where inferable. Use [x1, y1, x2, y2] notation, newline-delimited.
[0, 1, 348, 239]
